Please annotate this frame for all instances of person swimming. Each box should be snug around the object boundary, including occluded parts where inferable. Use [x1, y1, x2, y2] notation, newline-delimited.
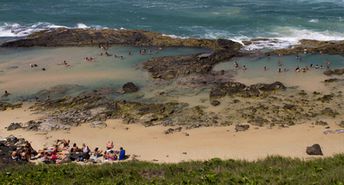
[295, 67, 300, 72]
[105, 51, 113, 56]
[3, 90, 10, 97]
[234, 62, 239, 69]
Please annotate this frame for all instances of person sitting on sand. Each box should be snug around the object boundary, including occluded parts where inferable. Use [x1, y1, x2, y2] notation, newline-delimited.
[11, 150, 18, 161]
[82, 143, 91, 160]
[70, 143, 79, 153]
[106, 141, 114, 150]
[20, 151, 29, 162]
[118, 147, 126, 161]
[90, 147, 103, 163]
[106, 150, 117, 161]
[50, 152, 58, 164]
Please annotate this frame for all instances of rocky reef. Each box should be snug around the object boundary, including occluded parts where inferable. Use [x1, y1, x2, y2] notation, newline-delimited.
[143, 39, 241, 80]
[0, 102, 22, 111]
[1, 28, 220, 49]
[209, 81, 286, 99]
[4, 79, 343, 132]
[324, 68, 344, 76]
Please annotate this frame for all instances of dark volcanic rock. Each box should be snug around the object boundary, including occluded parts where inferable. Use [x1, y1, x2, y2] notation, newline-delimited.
[6, 123, 23, 131]
[122, 82, 139, 93]
[324, 78, 344, 83]
[235, 124, 250, 132]
[210, 81, 286, 98]
[324, 68, 344, 76]
[210, 100, 221, 106]
[339, 121, 344, 128]
[0, 102, 22, 111]
[143, 39, 242, 80]
[306, 144, 323, 155]
[1, 28, 220, 49]
[313, 120, 328, 126]
[321, 107, 338, 118]
[164, 127, 182, 134]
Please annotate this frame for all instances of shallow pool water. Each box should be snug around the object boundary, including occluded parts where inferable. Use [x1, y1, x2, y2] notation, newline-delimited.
[0, 46, 208, 101]
[213, 54, 344, 92]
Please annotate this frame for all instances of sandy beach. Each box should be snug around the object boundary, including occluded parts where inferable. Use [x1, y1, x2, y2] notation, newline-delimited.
[1, 105, 343, 163]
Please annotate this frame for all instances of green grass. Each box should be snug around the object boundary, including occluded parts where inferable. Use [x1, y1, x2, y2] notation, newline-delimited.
[1, 155, 344, 185]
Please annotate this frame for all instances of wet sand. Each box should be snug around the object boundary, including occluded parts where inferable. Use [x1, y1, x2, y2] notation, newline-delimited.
[1, 106, 343, 163]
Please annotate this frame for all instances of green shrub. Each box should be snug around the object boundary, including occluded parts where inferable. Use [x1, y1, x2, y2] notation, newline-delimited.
[0, 155, 343, 185]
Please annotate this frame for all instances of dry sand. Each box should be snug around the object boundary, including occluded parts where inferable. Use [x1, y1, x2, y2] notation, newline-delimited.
[1, 105, 343, 163]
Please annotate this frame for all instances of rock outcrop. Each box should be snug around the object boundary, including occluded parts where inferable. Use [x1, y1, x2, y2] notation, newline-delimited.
[0, 102, 22, 111]
[324, 68, 344, 76]
[210, 81, 286, 99]
[1, 28, 221, 49]
[306, 144, 323, 155]
[235, 124, 250, 132]
[122, 82, 139, 93]
[143, 39, 242, 80]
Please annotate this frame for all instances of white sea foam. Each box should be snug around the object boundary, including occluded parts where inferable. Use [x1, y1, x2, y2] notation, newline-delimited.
[242, 27, 344, 50]
[1, 23, 344, 51]
[0, 22, 106, 37]
[309, 19, 319, 23]
[76, 23, 89, 29]
[162, 34, 189, 39]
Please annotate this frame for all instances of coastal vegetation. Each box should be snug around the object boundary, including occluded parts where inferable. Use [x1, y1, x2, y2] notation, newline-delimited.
[1, 155, 343, 185]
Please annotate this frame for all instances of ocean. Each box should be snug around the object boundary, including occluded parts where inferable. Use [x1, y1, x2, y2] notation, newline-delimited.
[1, 0, 344, 49]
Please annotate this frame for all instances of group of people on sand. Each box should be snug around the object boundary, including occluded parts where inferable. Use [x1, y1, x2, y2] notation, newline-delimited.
[11, 139, 127, 164]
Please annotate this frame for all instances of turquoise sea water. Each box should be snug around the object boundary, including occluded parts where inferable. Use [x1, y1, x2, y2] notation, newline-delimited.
[1, 0, 344, 48]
